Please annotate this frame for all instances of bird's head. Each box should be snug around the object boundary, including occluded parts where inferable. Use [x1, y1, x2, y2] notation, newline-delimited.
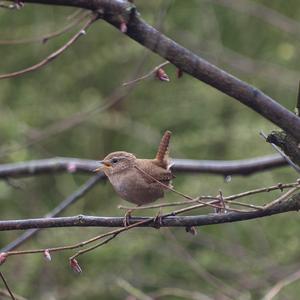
[95, 151, 137, 176]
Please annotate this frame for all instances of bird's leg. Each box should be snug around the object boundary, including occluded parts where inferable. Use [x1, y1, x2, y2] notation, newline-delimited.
[153, 207, 163, 229]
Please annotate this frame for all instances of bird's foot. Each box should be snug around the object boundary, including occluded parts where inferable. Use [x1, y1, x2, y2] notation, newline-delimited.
[185, 226, 197, 236]
[123, 209, 133, 227]
[12, 0, 24, 9]
[153, 208, 163, 229]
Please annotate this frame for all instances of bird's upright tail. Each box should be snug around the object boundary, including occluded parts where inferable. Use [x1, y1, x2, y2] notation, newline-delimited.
[155, 130, 171, 168]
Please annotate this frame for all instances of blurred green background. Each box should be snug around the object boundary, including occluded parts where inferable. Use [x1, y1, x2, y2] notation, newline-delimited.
[0, 0, 300, 299]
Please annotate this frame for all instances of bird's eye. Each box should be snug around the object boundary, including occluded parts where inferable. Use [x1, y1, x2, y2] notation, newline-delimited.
[111, 158, 119, 164]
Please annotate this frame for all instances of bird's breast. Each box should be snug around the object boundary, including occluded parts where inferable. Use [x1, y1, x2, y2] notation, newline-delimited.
[107, 170, 164, 205]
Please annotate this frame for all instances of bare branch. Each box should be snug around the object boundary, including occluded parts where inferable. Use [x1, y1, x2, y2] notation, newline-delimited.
[263, 269, 300, 300]
[210, 0, 300, 36]
[0, 289, 26, 300]
[117, 278, 153, 300]
[0, 14, 97, 79]
[133, 164, 258, 213]
[0, 10, 90, 45]
[0, 186, 298, 266]
[151, 287, 214, 300]
[0, 272, 15, 300]
[1, 173, 104, 252]
[122, 61, 169, 86]
[0, 192, 299, 231]
[119, 181, 299, 211]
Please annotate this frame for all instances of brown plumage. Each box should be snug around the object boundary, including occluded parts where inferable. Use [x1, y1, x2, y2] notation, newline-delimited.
[97, 131, 174, 206]
[155, 130, 171, 168]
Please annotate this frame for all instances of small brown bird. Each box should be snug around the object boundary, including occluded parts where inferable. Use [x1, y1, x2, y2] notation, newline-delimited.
[96, 131, 174, 206]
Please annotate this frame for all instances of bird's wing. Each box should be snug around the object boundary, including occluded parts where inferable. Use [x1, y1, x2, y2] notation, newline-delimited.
[136, 160, 175, 187]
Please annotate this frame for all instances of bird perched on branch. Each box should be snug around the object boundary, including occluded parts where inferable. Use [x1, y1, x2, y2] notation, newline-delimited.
[96, 131, 174, 207]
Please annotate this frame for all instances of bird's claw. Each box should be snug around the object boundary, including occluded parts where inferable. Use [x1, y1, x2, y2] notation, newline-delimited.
[185, 226, 198, 236]
[123, 209, 132, 227]
[12, 0, 24, 9]
[153, 208, 163, 229]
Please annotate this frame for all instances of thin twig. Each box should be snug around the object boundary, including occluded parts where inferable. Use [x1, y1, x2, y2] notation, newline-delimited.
[118, 196, 220, 211]
[69, 234, 118, 260]
[134, 165, 194, 201]
[122, 61, 170, 86]
[134, 165, 246, 212]
[264, 187, 300, 209]
[0, 289, 26, 300]
[228, 200, 263, 210]
[117, 278, 153, 300]
[209, 0, 300, 36]
[67, 8, 84, 21]
[0, 11, 90, 45]
[163, 230, 241, 299]
[3, 218, 155, 259]
[0, 14, 98, 79]
[0, 52, 149, 159]
[225, 181, 300, 201]
[119, 176, 299, 212]
[0, 272, 15, 300]
[296, 80, 300, 116]
[151, 287, 214, 300]
[216, 190, 226, 213]
[260, 131, 300, 174]
[262, 269, 300, 300]
[118, 197, 263, 211]
[1, 173, 105, 252]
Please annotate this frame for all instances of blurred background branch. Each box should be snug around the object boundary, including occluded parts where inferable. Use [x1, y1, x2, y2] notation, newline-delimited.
[0, 154, 287, 178]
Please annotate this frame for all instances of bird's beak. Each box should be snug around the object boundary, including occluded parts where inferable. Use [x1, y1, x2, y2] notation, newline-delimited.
[93, 160, 112, 172]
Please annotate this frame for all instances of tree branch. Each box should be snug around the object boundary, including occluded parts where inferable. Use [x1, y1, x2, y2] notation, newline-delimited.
[0, 10, 89, 45]
[0, 155, 286, 179]
[0, 192, 299, 230]
[6, 0, 300, 141]
[0, 14, 96, 79]
[210, 0, 300, 36]
[1, 173, 104, 252]
[0, 272, 15, 300]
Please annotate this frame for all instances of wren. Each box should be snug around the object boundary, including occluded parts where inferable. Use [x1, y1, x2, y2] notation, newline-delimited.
[96, 131, 174, 206]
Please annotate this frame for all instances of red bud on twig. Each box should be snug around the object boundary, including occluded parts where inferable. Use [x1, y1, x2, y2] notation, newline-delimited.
[70, 258, 82, 273]
[44, 249, 52, 262]
[0, 253, 7, 265]
[156, 68, 170, 82]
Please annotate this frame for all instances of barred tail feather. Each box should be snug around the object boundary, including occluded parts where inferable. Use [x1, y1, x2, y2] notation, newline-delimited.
[155, 130, 171, 166]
